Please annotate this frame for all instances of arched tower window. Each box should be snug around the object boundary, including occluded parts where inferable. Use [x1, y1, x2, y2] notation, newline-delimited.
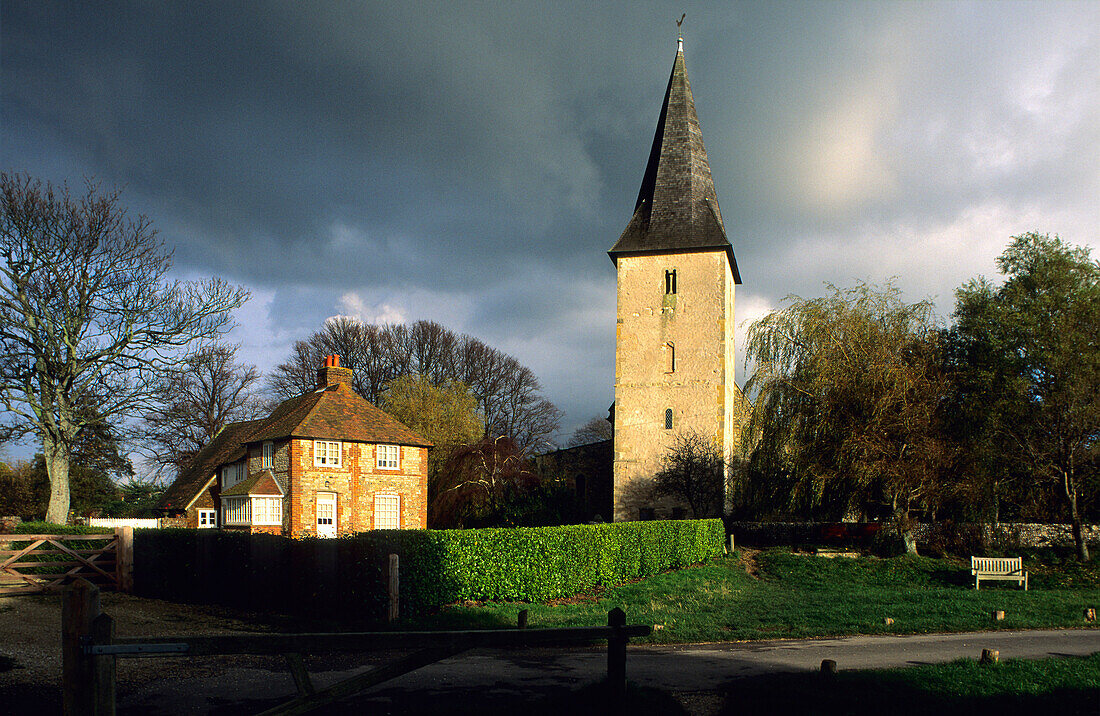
[664, 408, 673, 430]
[665, 269, 677, 295]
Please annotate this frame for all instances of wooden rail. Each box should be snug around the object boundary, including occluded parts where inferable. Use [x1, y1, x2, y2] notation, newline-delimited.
[0, 528, 132, 596]
[63, 580, 651, 716]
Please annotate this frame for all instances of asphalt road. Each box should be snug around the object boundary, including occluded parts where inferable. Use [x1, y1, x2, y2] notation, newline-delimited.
[116, 628, 1100, 715]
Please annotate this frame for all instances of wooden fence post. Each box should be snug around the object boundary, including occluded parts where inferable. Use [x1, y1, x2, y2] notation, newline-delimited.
[91, 613, 117, 715]
[115, 527, 133, 594]
[388, 554, 400, 623]
[62, 579, 100, 716]
[607, 607, 627, 697]
[517, 609, 528, 629]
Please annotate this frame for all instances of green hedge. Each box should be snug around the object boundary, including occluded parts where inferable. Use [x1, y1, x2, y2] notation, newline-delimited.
[134, 519, 723, 620]
[9, 521, 113, 535]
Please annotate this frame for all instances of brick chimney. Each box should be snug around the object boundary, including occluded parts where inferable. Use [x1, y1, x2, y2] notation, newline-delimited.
[316, 354, 354, 388]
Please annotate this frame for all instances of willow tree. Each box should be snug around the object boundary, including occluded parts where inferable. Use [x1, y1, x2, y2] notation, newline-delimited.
[741, 281, 948, 553]
[0, 174, 248, 522]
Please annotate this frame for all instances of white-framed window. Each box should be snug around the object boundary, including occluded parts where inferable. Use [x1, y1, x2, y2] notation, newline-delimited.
[314, 440, 341, 467]
[262, 441, 274, 469]
[252, 497, 282, 525]
[223, 496, 249, 526]
[376, 444, 399, 470]
[221, 462, 245, 489]
[374, 493, 400, 530]
[197, 509, 216, 528]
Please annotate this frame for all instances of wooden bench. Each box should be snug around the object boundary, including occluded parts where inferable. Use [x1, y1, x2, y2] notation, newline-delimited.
[971, 556, 1028, 590]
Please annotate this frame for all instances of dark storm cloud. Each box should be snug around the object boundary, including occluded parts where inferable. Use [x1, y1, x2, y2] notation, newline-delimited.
[2, 1, 665, 293]
[4, 1, 1099, 444]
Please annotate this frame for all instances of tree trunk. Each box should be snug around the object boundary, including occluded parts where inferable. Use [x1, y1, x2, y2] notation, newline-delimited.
[44, 434, 71, 524]
[893, 506, 918, 556]
[1072, 517, 1089, 562]
[901, 526, 919, 556]
[1064, 472, 1089, 562]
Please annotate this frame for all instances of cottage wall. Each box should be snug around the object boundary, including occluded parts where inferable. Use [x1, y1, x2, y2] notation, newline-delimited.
[286, 438, 427, 537]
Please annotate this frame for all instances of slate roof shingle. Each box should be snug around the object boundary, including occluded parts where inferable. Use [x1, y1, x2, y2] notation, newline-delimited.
[609, 41, 741, 284]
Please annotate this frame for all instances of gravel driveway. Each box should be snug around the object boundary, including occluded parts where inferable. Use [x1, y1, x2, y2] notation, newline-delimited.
[0, 590, 301, 713]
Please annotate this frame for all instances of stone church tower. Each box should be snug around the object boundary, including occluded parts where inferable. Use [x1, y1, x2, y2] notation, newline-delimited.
[609, 34, 742, 521]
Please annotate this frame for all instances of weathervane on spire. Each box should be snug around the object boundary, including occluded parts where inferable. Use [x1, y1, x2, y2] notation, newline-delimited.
[677, 13, 685, 51]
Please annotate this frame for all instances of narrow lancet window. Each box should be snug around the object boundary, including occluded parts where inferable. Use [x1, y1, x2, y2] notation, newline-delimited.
[665, 269, 677, 295]
[664, 408, 673, 430]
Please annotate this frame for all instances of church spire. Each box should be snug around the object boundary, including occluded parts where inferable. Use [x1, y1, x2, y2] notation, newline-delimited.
[609, 27, 740, 283]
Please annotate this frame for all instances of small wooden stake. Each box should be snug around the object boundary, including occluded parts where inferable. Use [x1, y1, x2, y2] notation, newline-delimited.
[517, 609, 528, 629]
[980, 649, 999, 665]
[607, 608, 627, 697]
[387, 554, 399, 623]
[992, 610, 1005, 621]
[728, 534, 735, 554]
[820, 659, 837, 676]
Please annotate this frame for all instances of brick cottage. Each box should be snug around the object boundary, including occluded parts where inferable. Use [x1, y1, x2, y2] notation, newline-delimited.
[156, 355, 431, 536]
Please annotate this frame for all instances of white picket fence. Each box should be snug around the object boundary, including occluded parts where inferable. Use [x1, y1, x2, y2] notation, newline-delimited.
[88, 517, 162, 529]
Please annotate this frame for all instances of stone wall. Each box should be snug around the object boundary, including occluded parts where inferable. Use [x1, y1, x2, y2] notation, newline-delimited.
[728, 520, 1100, 549]
[912, 521, 1100, 548]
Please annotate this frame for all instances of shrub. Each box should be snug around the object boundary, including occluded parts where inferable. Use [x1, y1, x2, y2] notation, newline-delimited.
[133, 519, 724, 620]
[10, 521, 108, 535]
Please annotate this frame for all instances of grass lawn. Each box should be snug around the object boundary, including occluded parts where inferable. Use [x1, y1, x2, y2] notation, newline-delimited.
[403, 549, 1100, 643]
[717, 653, 1100, 715]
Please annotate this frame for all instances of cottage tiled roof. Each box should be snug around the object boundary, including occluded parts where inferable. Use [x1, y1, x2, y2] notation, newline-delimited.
[220, 470, 284, 497]
[157, 378, 431, 511]
[156, 418, 266, 511]
[249, 382, 433, 447]
[609, 38, 741, 284]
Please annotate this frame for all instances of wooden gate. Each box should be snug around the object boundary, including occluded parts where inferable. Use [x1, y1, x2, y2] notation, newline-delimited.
[0, 528, 133, 596]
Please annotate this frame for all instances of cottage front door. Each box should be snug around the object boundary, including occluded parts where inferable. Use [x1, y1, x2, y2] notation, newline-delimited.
[316, 492, 337, 538]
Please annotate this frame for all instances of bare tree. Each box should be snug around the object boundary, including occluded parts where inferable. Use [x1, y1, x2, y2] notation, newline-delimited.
[140, 342, 262, 477]
[268, 338, 319, 400]
[568, 416, 613, 447]
[0, 174, 248, 522]
[268, 319, 562, 449]
[267, 317, 405, 403]
[654, 430, 727, 518]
